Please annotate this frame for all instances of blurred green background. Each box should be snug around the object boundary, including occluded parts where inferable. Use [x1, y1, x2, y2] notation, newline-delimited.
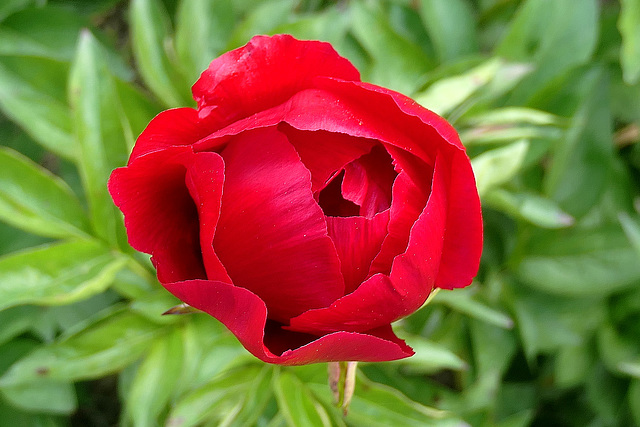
[0, 0, 639, 426]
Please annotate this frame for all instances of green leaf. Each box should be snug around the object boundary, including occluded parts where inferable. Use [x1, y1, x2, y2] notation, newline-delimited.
[544, 67, 613, 217]
[434, 288, 514, 329]
[619, 0, 640, 85]
[415, 59, 502, 117]
[392, 335, 467, 373]
[0, 239, 126, 311]
[471, 139, 529, 197]
[0, 0, 32, 21]
[308, 373, 460, 427]
[68, 30, 129, 246]
[350, 1, 431, 94]
[418, 0, 478, 63]
[462, 107, 565, 128]
[516, 226, 640, 296]
[0, 59, 74, 159]
[226, 0, 296, 51]
[0, 310, 164, 386]
[175, 0, 235, 83]
[0, 6, 86, 61]
[274, 370, 332, 427]
[0, 147, 89, 238]
[0, 306, 38, 346]
[497, 0, 598, 104]
[124, 327, 184, 427]
[619, 211, 640, 259]
[130, 0, 191, 107]
[485, 190, 574, 229]
[630, 380, 640, 425]
[1, 380, 76, 414]
[166, 365, 264, 427]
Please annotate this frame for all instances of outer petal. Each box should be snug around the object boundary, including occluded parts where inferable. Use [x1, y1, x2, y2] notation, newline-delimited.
[287, 154, 449, 334]
[164, 279, 413, 365]
[213, 127, 344, 323]
[129, 108, 216, 163]
[434, 152, 483, 289]
[192, 34, 360, 131]
[108, 147, 206, 283]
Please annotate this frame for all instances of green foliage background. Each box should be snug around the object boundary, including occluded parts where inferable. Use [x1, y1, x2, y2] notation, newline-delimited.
[0, 0, 639, 425]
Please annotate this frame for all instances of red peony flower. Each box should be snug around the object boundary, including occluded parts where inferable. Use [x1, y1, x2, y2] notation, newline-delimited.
[108, 34, 482, 365]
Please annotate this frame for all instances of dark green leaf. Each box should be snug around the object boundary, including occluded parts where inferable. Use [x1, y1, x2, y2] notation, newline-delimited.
[0, 6, 86, 60]
[226, 0, 296, 50]
[350, 1, 431, 94]
[516, 227, 640, 296]
[0, 147, 89, 238]
[0, 239, 126, 311]
[485, 190, 574, 229]
[434, 288, 514, 329]
[544, 67, 614, 217]
[419, 0, 478, 63]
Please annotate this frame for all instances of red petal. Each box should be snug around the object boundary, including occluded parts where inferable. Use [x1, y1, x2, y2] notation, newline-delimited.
[326, 210, 390, 295]
[341, 145, 396, 218]
[192, 34, 360, 131]
[287, 154, 450, 334]
[434, 153, 483, 289]
[108, 147, 206, 283]
[213, 127, 344, 323]
[184, 152, 231, 283]
[164, 279, 413, 365]
[129, 108, 215, 163]
[278, 123, 374, 193]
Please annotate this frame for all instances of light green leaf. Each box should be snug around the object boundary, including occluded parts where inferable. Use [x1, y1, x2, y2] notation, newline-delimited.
[308, 373, 459, 427]
[0, 60, 74, 159]
[0, 239, 126, 311]
[0, 147, 89, 238]
[434, 288, 514, 329]
[124, 327, 184, 427]
[166, 365, 264, 427]
[471, 139, 529, 196]
[415, 59, 502, 116]
[175, 0, 235, 83]
[1, 380, 76, 414]
[485, 189, 574, 229]
[0, 310, 164, 386]
[274, 370, 332, 427]
[619, 0, 640, 85]
[517, 227, 640, 296]
[350, 1, 431, 94]
[392, 335, 467, 373]
[554, 342, 592, 388]
[462, 107, 565, 128]
[130, 0, 191, 107]
[419, 0, 478, 63]
[68, 30, 129, 246]
[0, 306, 38, 346]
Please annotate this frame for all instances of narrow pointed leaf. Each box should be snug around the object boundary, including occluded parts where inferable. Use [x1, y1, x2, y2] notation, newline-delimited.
[0, 147, 89, 238]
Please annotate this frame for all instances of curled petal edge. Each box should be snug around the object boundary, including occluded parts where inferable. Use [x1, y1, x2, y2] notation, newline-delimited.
[164, 279, 414, 365]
